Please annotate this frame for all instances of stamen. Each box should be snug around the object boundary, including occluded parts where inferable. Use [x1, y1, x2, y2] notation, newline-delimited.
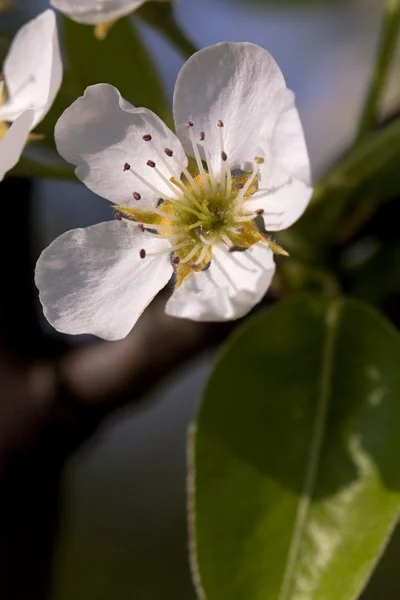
[229, 246, 240, 253]
[195, 244, 209, 265]
[143, 134, 152, 141]
[172, 255, 180, 265]
[218, 120, 229, 197]
[167, 152, 201, 195]
[133, 192, 141, 201]
[114, 211, 122, 221]
[235, 164, 260, 207]
[236, 211, 264, 222]
[147, 160, 156, 168]
[188, 122, 211, 195]
[228, 226, 245, 234]
[138, 224, 145, 232]
[220, 232, 234, 247]
[125, 164, 167, 198]
[139, 249, 146, 259]
[180, 244, 202, 264]
[199, 132, 217, 194]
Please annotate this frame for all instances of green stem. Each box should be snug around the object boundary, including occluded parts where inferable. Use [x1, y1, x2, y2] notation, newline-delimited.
[136, 3, 199, 59]
[355, 0, 400, 144]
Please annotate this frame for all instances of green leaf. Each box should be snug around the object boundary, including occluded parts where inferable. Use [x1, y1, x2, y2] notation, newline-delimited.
[63, 16, 171, 125]
[190, 295, 400, 600]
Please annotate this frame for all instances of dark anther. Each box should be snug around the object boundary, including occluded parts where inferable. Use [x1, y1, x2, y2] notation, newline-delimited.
[123, 162, 131, 171]
[172, 255, 180, 265]
[133, 192, 141, 201]
[221, 151, 228, 162]
[256, 209, 264, 216]
[234, 182, 244, 190]
[164, 148, 173, 157]
[188, 263, 198, 269]
[139, 249, 146, 259]
[229, 246, 239, 253]
[114, 211, 122, 221]
[200, 132, 205, 141]
[236, 226, 245, 233]
[138, 224, 145, 232]
[143, 134, 152, 142]
[187, 121, 194, 128]
[217, 120, 224, 127]
[147, 160, 156, 168]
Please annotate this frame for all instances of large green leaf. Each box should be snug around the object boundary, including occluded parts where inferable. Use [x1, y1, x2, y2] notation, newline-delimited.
[190, 295, 400, 600]
[63, 16, 170, 125]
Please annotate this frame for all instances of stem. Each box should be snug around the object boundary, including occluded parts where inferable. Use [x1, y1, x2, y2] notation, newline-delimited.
[136, 3, 199, 59]
[355, 0, 400, 144]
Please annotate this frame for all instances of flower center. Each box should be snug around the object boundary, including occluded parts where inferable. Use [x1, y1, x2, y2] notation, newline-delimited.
[116, 120, 287, 286]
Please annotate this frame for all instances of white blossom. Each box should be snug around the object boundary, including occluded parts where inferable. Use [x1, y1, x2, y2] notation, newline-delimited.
[35, 42, 312, 341]
[0, 10, 62, 181]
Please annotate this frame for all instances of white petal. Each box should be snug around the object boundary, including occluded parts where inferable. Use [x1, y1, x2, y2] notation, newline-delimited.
[166, 243, 275, 322]
[50, 0, 145, 24]
[173, 42, 287, 176]
[55, 83, 187, 207]
[35, 221, 173, 341]
[0, 10, 62, 128]
[246, 180, 313, 231]
[0, 110, 34, 181]
[270, 88, 311, 186]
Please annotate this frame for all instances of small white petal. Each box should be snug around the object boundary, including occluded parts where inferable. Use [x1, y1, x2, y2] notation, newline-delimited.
[246, 180, 313, 231]
[166, 243, 275, 322]
[35, 221, 173, 341]
[0, 110, 34, 181]
[173, 42, 287, 176]
[270, 88, 311, 186]
[50, 0, 145, 24]
[0, 10, 62, 128]
[55, 83, 187, 207]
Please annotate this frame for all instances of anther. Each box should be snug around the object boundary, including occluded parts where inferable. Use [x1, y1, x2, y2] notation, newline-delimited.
[123, 162, 131, 171]
[138, 224, 145, 232]
[255, 156, 265, 164]
[235, 226, 245, 233]
[235, 182, 244, 190]
[187, 121, 194, 128]
[164, 148, 173, 157]
[139, 249, 146, 259]
[114, 211, 122, 221]
[147, 160, 156, 168]
[256, 209, 264, 215]
[221, 151, 228, 162]
[133, 192, 141, 201]
[143, 134, 152, 142]
[172, 255, 180, 265]
[200, 132, 205, 141]
[217, 120, 224, 127]
[188, 263, 198, 269]
[229, 246, 240, 253]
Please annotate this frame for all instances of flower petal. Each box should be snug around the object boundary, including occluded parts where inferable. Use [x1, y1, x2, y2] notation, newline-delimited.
[270, 88, 311, 186]
[0, 10, 62, 128]
[55, 83, 187, 207]
[246, 180, 313, 231]
[35, 221, 173, 340]
[173, 42, 287, 177]
[50, 0, 144, 24]
[0, 110, 34, 181]
[166, 242, 275, 322]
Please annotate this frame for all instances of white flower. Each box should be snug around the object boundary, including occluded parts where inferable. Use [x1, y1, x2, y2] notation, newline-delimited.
[50, 0, 170, 25]
[35, 42, 312, 341]
[0, 10, 62, 181]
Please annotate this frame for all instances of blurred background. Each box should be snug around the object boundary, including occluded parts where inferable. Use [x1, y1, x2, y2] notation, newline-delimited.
[2, 0, 400, 599]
